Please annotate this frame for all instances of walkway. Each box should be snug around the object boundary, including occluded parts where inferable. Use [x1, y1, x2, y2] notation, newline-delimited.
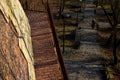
[25, 10, 64, 80]
[64, 0, 107, 80]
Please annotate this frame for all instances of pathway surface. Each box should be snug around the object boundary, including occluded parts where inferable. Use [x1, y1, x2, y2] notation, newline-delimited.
[25, 10, 64, 80]
[64, 0, 107, 80]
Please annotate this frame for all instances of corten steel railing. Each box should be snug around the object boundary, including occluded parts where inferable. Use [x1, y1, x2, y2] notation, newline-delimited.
[45, 2, 68, 80]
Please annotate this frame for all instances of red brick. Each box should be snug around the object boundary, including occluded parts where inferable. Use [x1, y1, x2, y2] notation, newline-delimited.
[0, 12, 28, 80]
[25, 10, 64, 80]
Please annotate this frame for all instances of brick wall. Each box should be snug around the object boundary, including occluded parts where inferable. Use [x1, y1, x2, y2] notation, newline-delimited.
[0, 0, 36, 80]
[0, 12, 28, 80]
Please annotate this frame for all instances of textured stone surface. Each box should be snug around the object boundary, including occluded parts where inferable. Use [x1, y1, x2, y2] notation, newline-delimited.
[0, 0, 36, 80]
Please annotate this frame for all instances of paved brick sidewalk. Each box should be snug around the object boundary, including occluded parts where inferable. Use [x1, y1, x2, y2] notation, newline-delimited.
[25, 10, 64, 80]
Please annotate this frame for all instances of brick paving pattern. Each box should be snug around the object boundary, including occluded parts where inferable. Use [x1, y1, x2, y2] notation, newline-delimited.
[25, 10, 64, 80]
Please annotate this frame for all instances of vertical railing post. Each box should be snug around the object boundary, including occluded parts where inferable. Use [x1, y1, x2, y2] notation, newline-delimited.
[62, 18, 65, 54]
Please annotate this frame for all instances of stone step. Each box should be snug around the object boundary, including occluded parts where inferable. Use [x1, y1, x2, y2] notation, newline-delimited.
[86, 4, 95, 8]
[85, 0, 94, 4]
[80, 41, 99, 45]
[75, 29, 98, 42]
[84, 7, 94, 11]
[65, 60, 106, 80]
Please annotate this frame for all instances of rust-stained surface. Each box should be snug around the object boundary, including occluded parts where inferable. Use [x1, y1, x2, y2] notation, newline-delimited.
[0, 11, 28, 80]
[25, 10, 64, 80]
